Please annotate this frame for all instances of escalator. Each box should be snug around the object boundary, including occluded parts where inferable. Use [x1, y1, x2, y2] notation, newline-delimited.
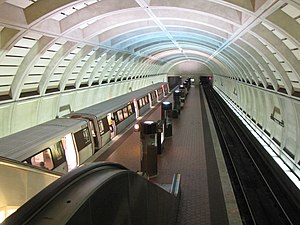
[2, 162, 181, 225]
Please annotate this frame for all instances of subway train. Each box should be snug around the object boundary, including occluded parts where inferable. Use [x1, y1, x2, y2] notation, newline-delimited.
[0, 83, 169, 174]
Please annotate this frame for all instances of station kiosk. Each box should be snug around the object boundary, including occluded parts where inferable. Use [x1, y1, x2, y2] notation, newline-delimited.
[173, 90, 181, 118]
[161, 102, 173, 137]
[140, 121, 158, 177]
[179, 85, 186, 108]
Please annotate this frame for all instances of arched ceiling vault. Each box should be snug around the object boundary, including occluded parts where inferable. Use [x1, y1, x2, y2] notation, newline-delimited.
[0, 0, 300, 103]
[168, 60, 214, 76]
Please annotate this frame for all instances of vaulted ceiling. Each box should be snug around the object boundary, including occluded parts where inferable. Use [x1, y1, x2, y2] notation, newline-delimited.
[0, 0, 300, 102]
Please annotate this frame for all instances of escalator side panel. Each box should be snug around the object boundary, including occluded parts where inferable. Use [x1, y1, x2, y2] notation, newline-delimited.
[147, 180, 178, 225]
[90, 174, 130, 225]
[66, 201, 92, 225]
[66, 174, 131, 225]
[128, 173, 148, 225]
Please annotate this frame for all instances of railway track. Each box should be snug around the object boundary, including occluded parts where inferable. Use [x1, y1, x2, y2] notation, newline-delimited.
[202, 84, 300, 225]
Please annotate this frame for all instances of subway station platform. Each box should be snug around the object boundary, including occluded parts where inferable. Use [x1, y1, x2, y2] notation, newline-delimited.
[90, 86, 242, 225]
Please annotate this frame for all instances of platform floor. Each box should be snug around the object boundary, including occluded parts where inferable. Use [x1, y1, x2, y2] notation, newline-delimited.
[93, 85, 242, 225]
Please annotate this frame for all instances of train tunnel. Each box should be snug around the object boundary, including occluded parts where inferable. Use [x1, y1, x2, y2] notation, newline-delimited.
[0, 0, 300, 224]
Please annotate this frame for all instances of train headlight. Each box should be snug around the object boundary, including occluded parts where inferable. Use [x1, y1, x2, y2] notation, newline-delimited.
[134, 123, 140, 132]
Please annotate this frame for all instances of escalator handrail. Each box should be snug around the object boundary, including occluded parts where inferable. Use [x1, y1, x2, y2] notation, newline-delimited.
[3, 162, 128, 225]
[170, 173, 181, 196]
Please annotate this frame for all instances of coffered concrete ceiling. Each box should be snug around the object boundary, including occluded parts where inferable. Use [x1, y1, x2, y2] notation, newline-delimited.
[0, 0, 299, 101]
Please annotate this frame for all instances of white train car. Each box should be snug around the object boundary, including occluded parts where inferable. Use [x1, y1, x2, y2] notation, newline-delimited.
[0, 83, 169, 172]
[0, 118, 93, 173]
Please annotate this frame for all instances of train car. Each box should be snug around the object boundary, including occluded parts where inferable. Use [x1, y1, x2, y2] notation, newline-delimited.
[0, 118, 94, 174]
[163, 83, 170, 96]
[67, 82, 167, 151]
[67, 113, 110, 151]
[0, 82, 168, 172]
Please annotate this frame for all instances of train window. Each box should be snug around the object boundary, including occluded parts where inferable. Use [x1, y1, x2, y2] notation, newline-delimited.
[51, 142, 66, 168]
[30, 148, 54, 170]
[113, 112, 119, 123]
[74, 127, 92, 152]
[152, 92, 156, 100]
[98, 120, 105, 135]
[123, 107, 128, 119]
[127, 104, 133, 115]
[139, 99, 143, 108]
[101, 117, 110, 132]
[117, 110, 124, 122]
[145, 96, 149, 104]
[142, 98, 145, 106]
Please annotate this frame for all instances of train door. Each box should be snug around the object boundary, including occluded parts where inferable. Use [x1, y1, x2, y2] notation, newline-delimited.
[159, 87, 163, 99]
[155, 90, 160, 102]
[107, 113, 116, 139]
[162, 85, 166, 97]
[99, 117, 111, 146]
[151, 91, 157, 105]
[89, 117, 101, 151]
[148, 93, 153, 107]
[61, 133, 78, 171]
[133, 98, 139, 118]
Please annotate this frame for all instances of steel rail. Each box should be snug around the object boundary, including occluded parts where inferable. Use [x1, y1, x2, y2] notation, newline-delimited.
[203, 85, 294, 225]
